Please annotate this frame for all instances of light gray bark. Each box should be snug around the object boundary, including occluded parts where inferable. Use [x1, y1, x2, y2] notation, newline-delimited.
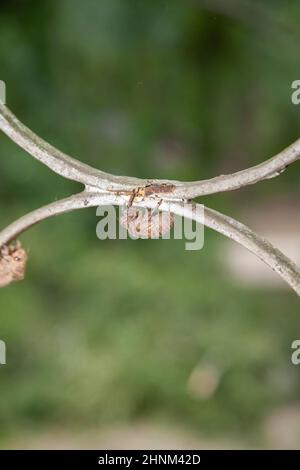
[1, 103, 300, 295]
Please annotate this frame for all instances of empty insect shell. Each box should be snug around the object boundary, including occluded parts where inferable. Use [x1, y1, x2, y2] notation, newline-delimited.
[120, 207, 174, 239]
[0, 241, 28, 288]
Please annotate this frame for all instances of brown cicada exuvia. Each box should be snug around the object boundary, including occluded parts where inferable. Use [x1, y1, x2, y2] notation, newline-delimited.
[0, 241, 28, 288]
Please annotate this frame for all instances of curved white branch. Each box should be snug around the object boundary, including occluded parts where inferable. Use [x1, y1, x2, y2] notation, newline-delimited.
[0, 103, 144, 191]
[1, 102, 299, 295]
[1, 103, 299, 198]
[203, 206, 300, 296]
[1, 192, 299, 296]
[170, 139, 300, 198]
[0, 192, 93, 248]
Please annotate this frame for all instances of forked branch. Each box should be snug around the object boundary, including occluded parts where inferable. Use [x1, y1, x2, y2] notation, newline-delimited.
[0, 102, 300, 295]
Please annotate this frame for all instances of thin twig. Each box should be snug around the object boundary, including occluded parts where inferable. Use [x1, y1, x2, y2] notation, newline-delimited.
[1, 191, 299, 295]
[1, 103, 299, 199]
[0, 103, 144, 192]
[1, 103, 300, 295]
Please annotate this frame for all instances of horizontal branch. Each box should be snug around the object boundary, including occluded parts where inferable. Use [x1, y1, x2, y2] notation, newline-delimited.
[1, 191, 299, 295]
[1, 103, 299, 199]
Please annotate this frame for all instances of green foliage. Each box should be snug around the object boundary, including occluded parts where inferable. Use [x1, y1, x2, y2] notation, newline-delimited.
[0, 0, 300, 445]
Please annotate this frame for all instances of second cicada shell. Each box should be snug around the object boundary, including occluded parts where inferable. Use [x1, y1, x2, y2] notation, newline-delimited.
[120, 207, 174, 239]
[0, 241, 28, 288]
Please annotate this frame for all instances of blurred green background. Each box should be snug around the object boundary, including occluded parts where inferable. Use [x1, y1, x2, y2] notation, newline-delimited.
[0, 0, 300, 449]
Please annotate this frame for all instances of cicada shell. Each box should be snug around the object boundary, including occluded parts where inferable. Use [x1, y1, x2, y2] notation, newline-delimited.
[0, 241, 28, 288]
[120, 207, 174, 239]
